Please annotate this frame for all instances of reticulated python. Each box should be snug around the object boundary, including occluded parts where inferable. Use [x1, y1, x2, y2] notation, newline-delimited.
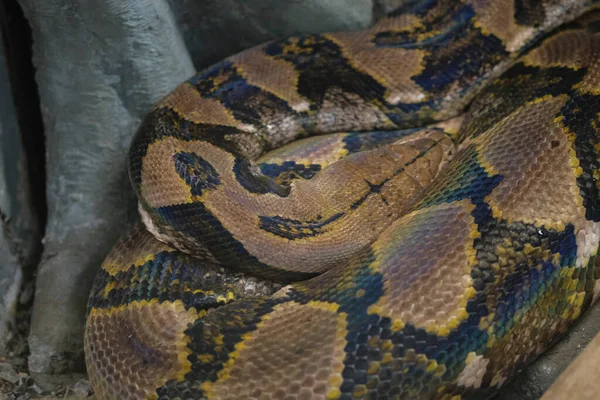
[84, 0, 600, 398]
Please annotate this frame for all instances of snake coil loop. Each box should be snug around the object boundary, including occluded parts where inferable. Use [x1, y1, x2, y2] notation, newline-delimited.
[85, 1, 600, 399]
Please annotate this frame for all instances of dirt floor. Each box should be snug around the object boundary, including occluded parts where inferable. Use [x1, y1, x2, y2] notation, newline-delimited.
[0, 279, 93, 400]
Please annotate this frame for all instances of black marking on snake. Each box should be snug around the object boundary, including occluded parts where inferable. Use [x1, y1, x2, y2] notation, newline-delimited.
[559, 93, 600, 222]
[130, 108, 249, 191]
[350, 183, 380, 210]
[378, 3, 511, 98]
[383, 318, 486, 398]
[86, 268, 114, 314]
[413, 5, 509, 94]
[153, 202, 316, 282]
[461, 63, 586, 140]
[233, 158, 291, 196]
[549, 223, 578, 267]
[173, 152, 221, 196]
[266, 35, 384, 106]
[258, 161, 322, 182]
[287, 250, 401, 397]
[342, 129, 421, 153]
[417, 145, 503, 211]
[259, 212, 344, 240]
[188, 59, 231, 94]
[514, 0, 547, 27]
[156, 380, 204, 400]
[368, 180, 388, 205]
[375, 3, 473, 50]
[484, 222, 578, 337]
[265, 35, 434, 126]
[172, 297, 286, 397]
[474, 219, 581, 387]
[189, 60, 300, 129]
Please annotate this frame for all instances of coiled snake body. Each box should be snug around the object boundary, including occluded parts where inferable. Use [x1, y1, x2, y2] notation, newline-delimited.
[85, 0, 600, 398]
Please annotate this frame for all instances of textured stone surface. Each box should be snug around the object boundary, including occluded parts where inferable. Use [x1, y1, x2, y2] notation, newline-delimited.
[0, 25, 21, 356]
[18, 0, 195, 374]
[0, 18, 40, 355]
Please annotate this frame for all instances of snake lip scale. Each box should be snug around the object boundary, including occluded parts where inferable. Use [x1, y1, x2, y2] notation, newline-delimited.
[85, 0, 600, 399]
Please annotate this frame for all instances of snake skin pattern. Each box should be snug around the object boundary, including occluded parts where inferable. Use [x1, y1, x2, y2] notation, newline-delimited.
[85, 0, 600, 398]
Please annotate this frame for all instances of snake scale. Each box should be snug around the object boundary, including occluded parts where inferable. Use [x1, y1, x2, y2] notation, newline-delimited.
[84, 0, 600, 398]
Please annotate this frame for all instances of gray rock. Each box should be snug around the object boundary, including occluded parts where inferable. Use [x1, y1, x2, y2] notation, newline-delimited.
[69, 379, 91, 397]
[18, 0, 194, 374]
[0, 362, 20, 384]
[0, 18, 41, 356]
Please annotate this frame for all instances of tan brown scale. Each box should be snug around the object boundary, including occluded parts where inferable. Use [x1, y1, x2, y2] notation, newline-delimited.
[86, 2, 600, 400]
[367, 200, 479, 337]
[477, 96, 586, 231]
[523, 29, 600, 94]
[85, 301, 199, 400]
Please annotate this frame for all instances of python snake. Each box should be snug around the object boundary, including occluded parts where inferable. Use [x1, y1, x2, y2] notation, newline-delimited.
[84, 0, 600, 398]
